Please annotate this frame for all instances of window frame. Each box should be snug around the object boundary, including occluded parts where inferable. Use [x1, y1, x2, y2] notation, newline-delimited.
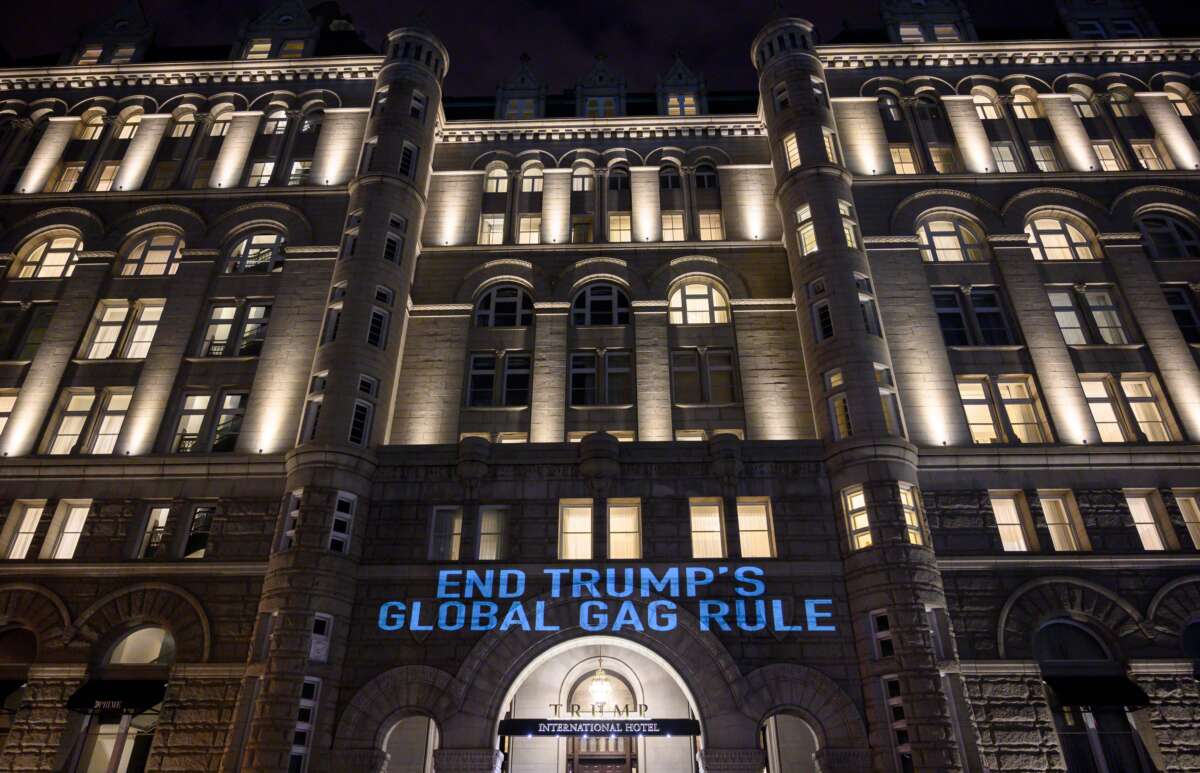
[689, 498, 727, 559]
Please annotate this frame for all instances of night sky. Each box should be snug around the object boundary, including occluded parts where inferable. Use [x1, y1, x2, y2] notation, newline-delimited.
[0, 0, 1191, 96]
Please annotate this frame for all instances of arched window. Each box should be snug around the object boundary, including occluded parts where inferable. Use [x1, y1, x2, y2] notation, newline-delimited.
[1025, 215, 1098, 261]
[1069, 89, 1096, 118]
[1107, 85, 1140, 118]
[226, 230, 285, 273]
[913, 95, 941, 121]
[669, 282, 730, 324]
[16, 231, 83, 278]
[1012, 91, 1040, 119]
[107, 626, 175, 666]
[694, 164, 718, 189]
[878, 93, 902, 122]
[300, 109, 323, 134]
[475, 284, 533, 327]
[1137, 212, 1200, 259]
[972, 91, 1000, 120]
[1167, 90, 1193, 117]
[382, 716, 439, 773]
[262, 109, 289, 135]
[520, 165, 543, 193]
[572, 284, 629, 326]
[169, 109, 197, 139]
[761, 713, 819, 772]
[115, 110, 142, 140]
[1034, 621, 1110, 662]
[210, 109, 233, 137]
[659, 166, 681, 190]
[917, 216, 987, 262]
[122, 231, 185, 276]
[76, 110, 105, 141]
[485, 167, 508, 193]
[608, 168, 629, 192]
[571, 166, 593, 192]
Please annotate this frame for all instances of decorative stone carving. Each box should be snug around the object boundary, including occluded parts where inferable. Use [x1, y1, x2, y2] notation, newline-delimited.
[696, 748, 766, 773]
[431, 749, 505, 773]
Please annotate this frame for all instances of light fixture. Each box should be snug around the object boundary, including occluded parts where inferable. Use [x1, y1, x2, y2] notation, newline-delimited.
[588, 657, 613, 705]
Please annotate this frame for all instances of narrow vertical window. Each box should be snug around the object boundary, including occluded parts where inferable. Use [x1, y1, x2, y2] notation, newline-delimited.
[139, 506, 171, 559]
[309, 614, 332, 663]
[958, 379, 1001, 444]
[348, 400, 373, 446]
[877, 365, 903, 437]
[698, 212, 724, 241]
[51, 501, 91, 559]
[183, 505, 214, 558]
[559, 500, 593, 560]
[990, 492, 1032, 552]
[289, 679, 320, 773]
[328, 493, 355, 554]
[502, 354, 531, 406]
[1038, 491, 1087, 552]
[839, 200, 859, 248]
[889, 145, 918, 174]
[517, 215, 541, 244]
[398, 142, 418, 178]
[823, 127, 840, 164]
[5, 502, 45, 559]
[89, 390, 132, 454]
[796, 203, 818, 255]
[430, 506, 463, 560]
[173, 394, 210, 452]
[997, 378, 1049, 443]
[1171, 492, 1200, 548]
[736, 498, 775, 558]
[124, 302, 164, 358]
[813, 301, 834, 341]
[1120, 376, 1172, 441]
[843, 485, 871, 550]
[48, 391, 95, 455]
[409, 90, 427, 121]
[366, 308, 389, 348]
[689, 499, 725, 558]
[467, 354, 496, 406]
[479, 214, 505, 245]
[1080, 377, 1130, 443]
[607, 499, 642, 559]
[478, 506, 507, 560]
[783, 134, 801, 170]
[898, 483, 924, 546]
[1124, 492, 1168, 551]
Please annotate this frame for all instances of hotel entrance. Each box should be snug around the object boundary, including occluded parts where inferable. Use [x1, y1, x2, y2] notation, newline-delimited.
[564, 659, 637, 773]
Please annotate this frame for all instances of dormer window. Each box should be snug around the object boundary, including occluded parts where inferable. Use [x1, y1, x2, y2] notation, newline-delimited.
[898, 23, 925, 43]
[76, 45, 103, 65]
[505, 98, 535, 119]
[263, 110, 289, 135]
[244, 38, 272, 60]
[666, 93, 697, 116]
[1076, 20, 1106, 39]
[933, 24, 960, 42]
[585, 97, 616, 118]
[110, 46, 136, 64]
[279, 39, 306, 59]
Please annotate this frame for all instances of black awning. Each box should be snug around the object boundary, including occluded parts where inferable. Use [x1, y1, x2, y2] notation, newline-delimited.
[66, 680, 166, 715]
[1044, 674, 1150, 708]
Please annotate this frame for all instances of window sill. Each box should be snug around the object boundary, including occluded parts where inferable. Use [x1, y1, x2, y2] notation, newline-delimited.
[462, 405, 528, 412]
[947, 344, 1025, 352]
[0, 359, 32, 366]
[71, 357, 148, 365]
[184, 355, 260, 363]
[569, 404, 635, 410]
[672, 402, 744, 409]
[1066, 343, 1145, 351]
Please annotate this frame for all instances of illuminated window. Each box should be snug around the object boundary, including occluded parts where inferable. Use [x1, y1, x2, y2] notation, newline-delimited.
[49, 501, 91, 559]
[698, 211, 724, 241]
[839, 200, 859, 248]
[1171, 492, 1200, 548]
[957, 378, 1001, 444]
[201, 305, 237, 356]
[48, 163, 84, 192]
[288, 160, 311, 186]
[1130, 142, 1170, 171]
[1047, 289, 1087, 345]
[571, 168, 593, 191]
[517, 215, 541, 244]
[1124, 491, 1170, 551]
[573, 284, 629, 326]
[928, 145, 958, 173]
[123, 232, 184, 276]
[125, 302, 163, 359]
[666, 93, 697, 115]
[110, 47, 135, 65]
[173, 394, 210, 452]
[211, 392, 246, 452]
[139, 505, 170, 558]
[475, 285, 533, 327]
[479, 214, 505, 245]
[661, 212, 685, 241]
[574, 216, 594, 241]
[608, 500, 641, 559]
[328, 492, 355, 553]
[608, 213, 632, 242]
[0, 393, 16, 436]
[689, 499, 725, 558]
[18, 234, 82, 279]
[1038, 491, 1087, 551]
[1083, 288, 1128, 344]
[92, 162, 120, 192]
[559, 500, 593, 560]
[856, 274, 882, 336]
[1120, 376, 1172, 442]
[76, 45, 103, 65]
[520, 166, 543, 193]
[1138, 213, 1200, 259]
[1107, 87, 1139, 118]
[827, 371, 852, 440]
[244, 39, 272, 59]
[998, 377, 1050, 443]
[783, 134, 801, 170]
[1091, 142, 1122, 171]
[1025, 216, 1097, 261]
[226, 231, 285, 273]
[1168, 91, 1193, 117]
[898, 23, 924, 43]
[843, 485, 871, 550]
[262, 111, 288, 135]
[823, 127, 840, 164]
[82, 302, 129, 359]
[115, 112, 141, 140]
[47, 391, 95, 454]
[485, 168, 508, 193]
[796, 204, 818, 255]
[430, 506, 463, 560]
[917, 217, 985, 262]
[1071, 91, 1097, 118]
[1080, 376, 1130, 442]
[1012, 92, 1040, 119]
[410, 90, 427, 121]
[89, 390, 131, 454]
[477, 506, 507, 560]
[890, 145, 918, 174]
[897, 483, 925, 545]
[736, 498, 774, 558]
[247, 161, 275, 187]
[973, 93, 1000, 120]
[1029, 143, 1061, 172]
[584, 96, 616, 118]
[4, 502, 45, 559]
[989, 492, 1033, 551]
[76, 113, 104, 141]
[669, 282, 730, 325]
[877, 365, 904, 437]
[209, 112, 232, 137]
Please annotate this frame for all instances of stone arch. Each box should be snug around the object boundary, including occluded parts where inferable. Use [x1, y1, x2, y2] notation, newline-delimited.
[107, 204, 206, 252]
[890, 188, 1002, 235]
[739, 663, 869, 758]
[70, 582, 211, 663]
[1, 207, 104, 253]
[1111, 185, 1200, 224]
[684, 145, 732, 167]
[445, 595, 750, 749]
[0, 583, 71, 652]
[332, 664, 460, 761]
[456, 258, 542, 304]
[1000, 188, 1110, 231]
[648, 255, 751, 300]
[208, 200, 313, 248]
[997, 576, 1151, 659]
[1146, 575, 1200, 640]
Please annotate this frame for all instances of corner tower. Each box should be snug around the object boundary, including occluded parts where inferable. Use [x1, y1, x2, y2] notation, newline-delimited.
[752, 17, 970, 772]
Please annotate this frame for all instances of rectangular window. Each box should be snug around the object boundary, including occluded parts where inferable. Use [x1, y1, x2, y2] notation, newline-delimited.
[1172, 492, 1200, 548]
[502, 354, 531, 406]
[1080, 376, 1131, 442]
[1092, 142, 1122, 171]
[89, 390, 131, 454]
[182, 505, 213, 558]
[839, 200, 859, 248]
[871, 612, 895, 658]
[877, 365, 904, 437]
[661, 212, 685, 241]
[958, 378, 1001, 444]
[238, 303, 270, 356]
[410, 90, 427, 121]
[796, 203, 818, 255]
[997, 377, 1049, 443]
[94, 162, 120, 192]
[823, 127, 840, 164]
[517, 215, 541, 244]
[559, 500, 593, 560]
[971, 289, 1015, 345]
[571, 173, 591, 192]
[929, 145, 959, 174]
[606, 351, 633, 405]
[1163, 287, 1200, 343]
[608, 500, 642, 560]
[139, 505, 170, 559]
[244, 39, 272, 59]
[49, 163, 84, 193]
[77, 45, 103, 65]
[707, 350, 736, 403]
[608, 213, 632, 243]
[289, 678, 320, 772]
[990, 492, 1032, 552]
[5, 502, 44, 560]
[898, 23, 924, 42]
[1030, 143, 1061, 172]
[1083, 289, 1128, 344]
[933, 23, 960, 41]
[898, 483, 924, 546]
[366, 308, 389, 349]
[698, 211, 724, 241]
[783, 134, 801, 170]
[0, 392, 14, 437]
[430, 506, 463, 560]
[689, 498, 725, 559]
[829, 391, 852, 440]
[843, 485, 871, 550]
[288, 160, 312, 186]
[124, 302, 163, 358]
[479, 214, 505, 245]
[83, 302, 129, 359]
[1124, 492, 1168, 551]
[570, 352, 597, 406]
[309, 614, 332, 663]
[50, 501, 91, 559]
[1120, 376, 1172, 441]
[990, 143, 1019, 173]
[1048, 289, 1087, 345]
[477, 506, 507, 561]
[398, 142, 418, 178]
[505, 98, 534, 119]
[933, 291, 969, 346]
[811, 76, 829, 108]
[571, 217, 594, 244]
[813, 301, 834, 341]
[773, 83, 789, 112]
[736, 498, 775, 558]
[890, 145, 918, 174]
[48, 391, 95, 455]
[173, 394, 210, 452]
[1039, 491, 1087, 552]
[1131, 142, 1169, 170]
[670, 350, 702, 404]
[348, 400, 372, 446]
[329, 493, 355, 554]
[210, 392, 245, 452]
[247, 161, 274, 187]
[467, 354, 496, 406]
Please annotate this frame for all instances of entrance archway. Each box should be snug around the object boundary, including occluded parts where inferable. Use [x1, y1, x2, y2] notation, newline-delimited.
[496, 636, 702, 773]
[759, 713, 819, 772]
[381, 715, 439, 773]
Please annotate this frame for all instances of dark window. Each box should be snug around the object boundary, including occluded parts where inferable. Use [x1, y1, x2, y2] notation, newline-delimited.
[695, 165, 718, 189]
[1164, 287, 1200, 343]
[970, 289, 1014, 345]
[572, 284, 630, 326]
[502, 355, 531, 406]
[475, 285, 533, 327]
[934, 291, 970, 346]
[467, 354, 496, 406]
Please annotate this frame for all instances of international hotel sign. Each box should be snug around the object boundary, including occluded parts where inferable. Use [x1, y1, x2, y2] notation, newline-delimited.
[377, 565, 837, 634]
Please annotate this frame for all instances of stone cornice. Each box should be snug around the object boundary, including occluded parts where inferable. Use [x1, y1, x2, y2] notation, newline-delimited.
[818, 37, 1200, 70]
[0, 561, 267, 577]
[438, 114, 767, 143]
[939, 555, 1200, 571]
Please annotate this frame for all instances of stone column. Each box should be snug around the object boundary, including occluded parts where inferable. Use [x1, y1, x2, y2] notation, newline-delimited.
[209, 110, 262, 189]
[696, 749, 766, 773]
[833, 96, 894, 175]
[540, 167, 572, 245]
[505, 170, 521, 244]
[633, 302, 672, 441]
[942, 96, 994, 174]
[1040, 94, 1101, 172]
[630, 166, 661, 243]
[14, 115, 78, 193]
[529, 304, 568, 442]
[114, 113, 170, 191]
[1136, 92, 1200, 170]
[433, 749, 505, 773]
[310, 108, 370, 186]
